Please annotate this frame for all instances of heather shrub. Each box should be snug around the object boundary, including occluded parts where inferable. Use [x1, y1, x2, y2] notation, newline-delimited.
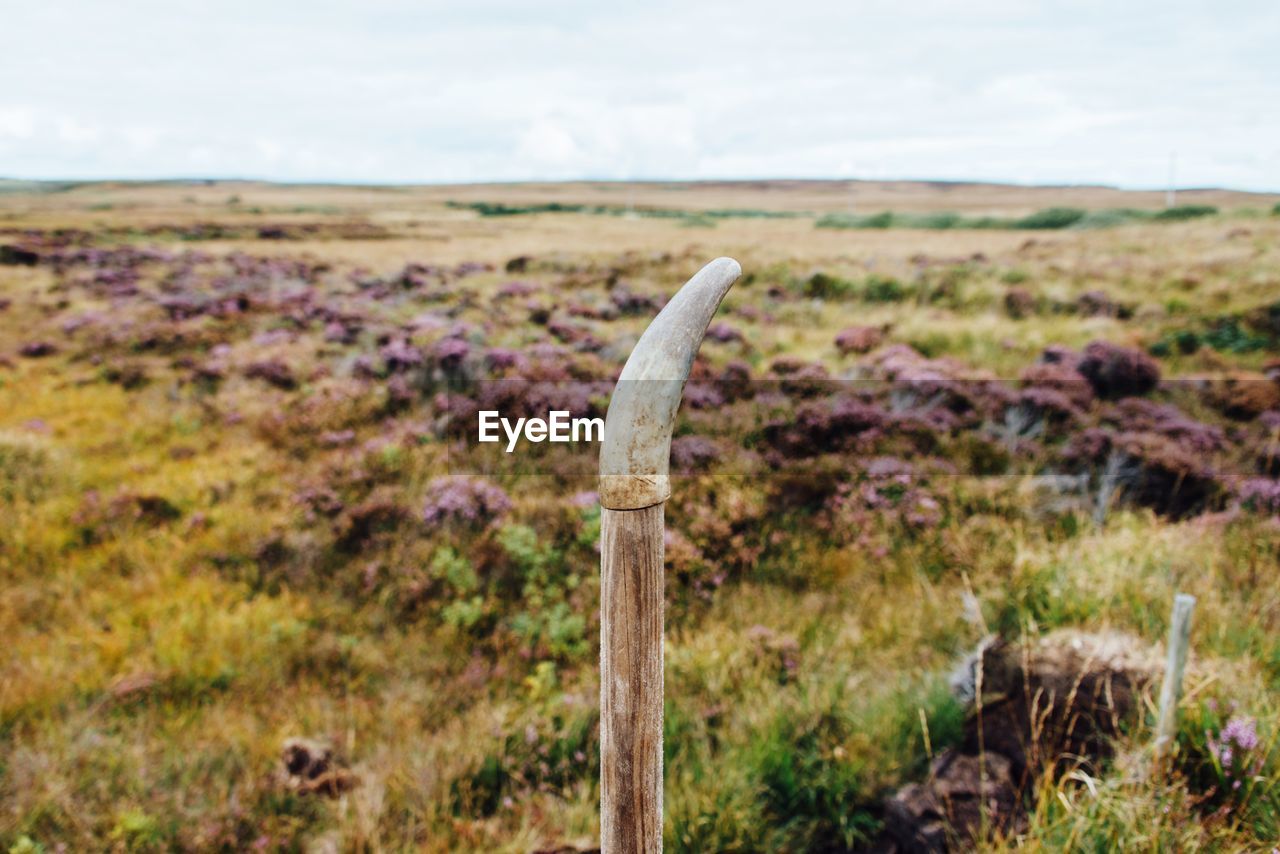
[1208, 371, 1280, 420]
[253, 378, 383, 450]
[422, 476, 512, 530]
[670, 436, 722, 473]
[243, 359, 297, 389]
[334, 489, 411, 552]
[705, 321, 743, 344]
[1077, 340, 1160, 399]
[1021, 361, 1094, 412]
[1235, 478, 1280, 515]
[1101, 398, 1225, 454]
[1063, 429, 1221, 518]
[716, 359, 754, 402]
[378, 338, 424, 373]
[763, 396, 886, 459]
[834, 325, 885, 355]
[821, 457, 943, 554]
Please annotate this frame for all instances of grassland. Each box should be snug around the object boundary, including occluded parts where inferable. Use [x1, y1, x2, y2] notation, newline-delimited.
[1, 180, 1279, 852]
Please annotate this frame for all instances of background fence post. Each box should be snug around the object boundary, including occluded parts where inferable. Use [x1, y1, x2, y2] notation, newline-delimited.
[1154, 592, 1197, 760]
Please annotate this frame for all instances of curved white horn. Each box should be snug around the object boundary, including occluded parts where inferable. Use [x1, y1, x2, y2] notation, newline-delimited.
[598, 256, 741, 510]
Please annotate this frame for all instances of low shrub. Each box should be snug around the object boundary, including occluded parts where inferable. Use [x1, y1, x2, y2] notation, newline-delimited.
[1015, 207, 1087, 229]
[1153, 204, 1218, 222]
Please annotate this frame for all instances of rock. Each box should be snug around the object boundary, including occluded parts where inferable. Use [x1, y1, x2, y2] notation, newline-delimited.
[884, 750, 1021, 853]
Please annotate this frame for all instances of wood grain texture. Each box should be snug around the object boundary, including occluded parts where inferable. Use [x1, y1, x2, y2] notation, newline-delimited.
[600, 504, 665, 853]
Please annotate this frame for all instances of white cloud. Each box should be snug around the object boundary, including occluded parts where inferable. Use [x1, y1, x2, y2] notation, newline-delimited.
[0, 0, 1276, 189]
[518, 119, 581, 169]
[55, 115, 101, 144]
[0, 107, 36, 139]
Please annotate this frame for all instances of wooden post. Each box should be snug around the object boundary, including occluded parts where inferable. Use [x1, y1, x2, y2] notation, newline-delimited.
[600, 505, 665, 852]
[598, 258, 741, 853]
[1154, 593, 1196, 758]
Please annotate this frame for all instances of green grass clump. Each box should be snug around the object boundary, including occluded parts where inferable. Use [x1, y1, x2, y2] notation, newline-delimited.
[796, 271, 909, 302]
[0, 431, 61, 503]
[1153, 204, 1218, 222]
[1073, 207, 1151, 228]
[800, 271, 857, 299]
[863, 273, 909, 303]
[815, 205, 1219, 231]
[1201, 318, 1271, 353]
[1014, 207, 1087, 229]
[448, 201, 588, 216]
[815, 211, 893, 229]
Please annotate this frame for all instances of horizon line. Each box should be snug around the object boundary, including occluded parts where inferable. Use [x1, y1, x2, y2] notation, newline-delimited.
[2, 175, 1278, 197]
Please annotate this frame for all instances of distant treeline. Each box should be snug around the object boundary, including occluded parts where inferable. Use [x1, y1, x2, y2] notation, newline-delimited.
[816, 205, 1221, 231]
[446, 200, 802, 222]
[446, 199, 1277, 230]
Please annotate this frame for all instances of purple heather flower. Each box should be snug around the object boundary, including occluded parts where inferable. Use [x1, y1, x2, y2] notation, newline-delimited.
[1208, 714, 1263, 785]
[1222, 716, 1260, 752]
[379, 339, 425, 373]
[705, 321, 743, 343]
[1077, 340, 1160, 399]
[497, 280, 537, 298]
[1237, 478, 1280, 514]
[484, 347, 524, 372]
[422, 476, 511, 528]
[432, 336, 470, 368]
[834, 325, 884, 355]
[670, 436, 721, 472]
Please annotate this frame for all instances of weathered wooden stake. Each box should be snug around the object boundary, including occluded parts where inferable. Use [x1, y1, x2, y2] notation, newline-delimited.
[1154, 592, 1196, 758]
[598, 257, 741, 853]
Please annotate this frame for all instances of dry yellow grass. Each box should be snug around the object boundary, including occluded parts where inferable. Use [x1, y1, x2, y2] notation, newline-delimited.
[1, 180, 1278, 851]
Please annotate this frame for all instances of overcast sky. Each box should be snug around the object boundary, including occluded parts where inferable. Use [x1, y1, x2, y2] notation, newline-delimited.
[2, 1, 1277, 189]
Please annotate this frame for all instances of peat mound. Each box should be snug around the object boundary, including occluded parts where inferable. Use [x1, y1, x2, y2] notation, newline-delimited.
[883, 631, 1161, 852]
